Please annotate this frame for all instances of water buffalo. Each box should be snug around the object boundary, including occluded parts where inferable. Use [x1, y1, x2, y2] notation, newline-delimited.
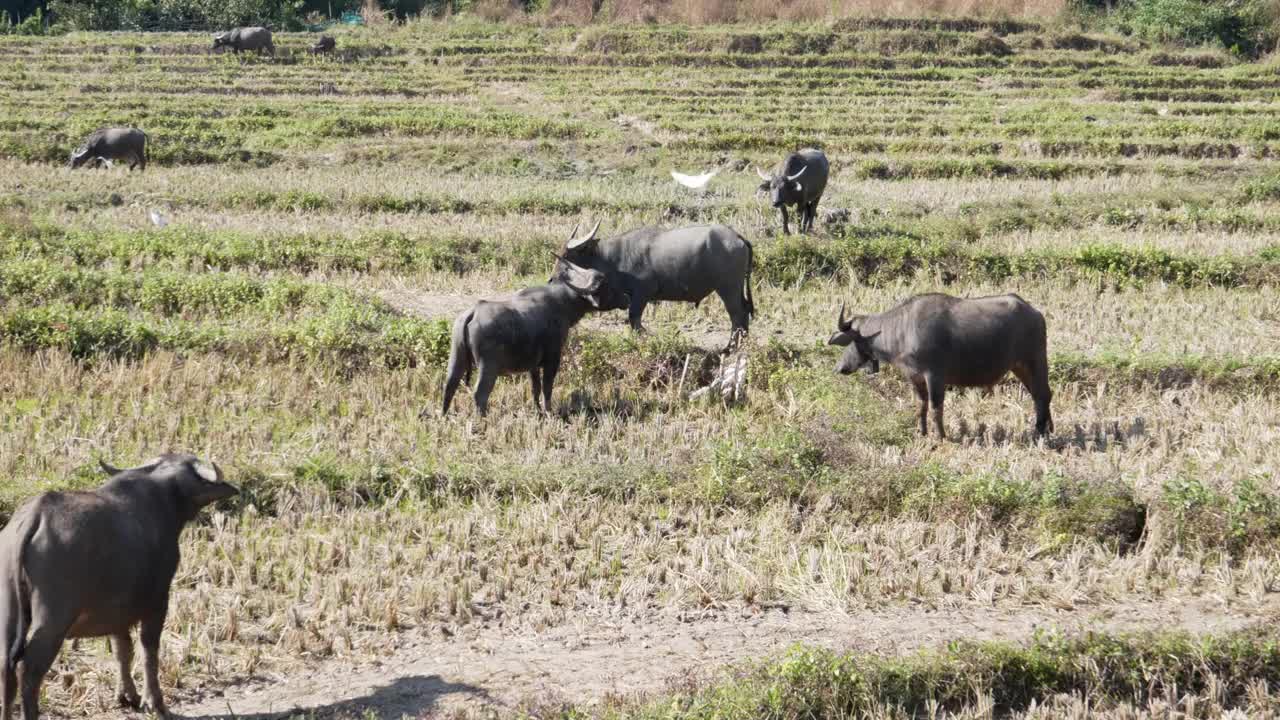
[757, 148, 829, 235]
[0, 453, 238, 720]
[67, 128, 147, 171]
[310, 35, 336, 55]
[550, 222, 754, 350]
[442, 228, 628, 417]
[828, 293, 1053, 439]
[212, 26, 274, 56]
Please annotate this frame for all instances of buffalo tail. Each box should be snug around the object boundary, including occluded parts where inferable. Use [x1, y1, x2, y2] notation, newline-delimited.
[442, 309, 475, 415]
[741, 234, 755, 319]
[6, 516, 37, 672]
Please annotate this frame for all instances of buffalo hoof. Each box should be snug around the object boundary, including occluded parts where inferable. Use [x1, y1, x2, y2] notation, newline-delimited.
[142, 700, 170, 720]
[117, 689, 141, 710]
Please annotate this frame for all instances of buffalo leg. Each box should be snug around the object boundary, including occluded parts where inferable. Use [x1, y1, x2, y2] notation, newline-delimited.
[778, 206, 790, 235]
[627, 295, 648, 333]
[912, 377, 929, 436]
[541, 353, 561, 413]
[2, 644, 15, 720]
[18, 624, 67, 720]
[925, 373, 946, 439]
[139, 615, 169, 718]
[472, 363, 499, 418]
[113, 630, 140, 709]
[1013, 362, 1054, 436]
[715, 285, 750, 348]
[529, 370, 544, 413]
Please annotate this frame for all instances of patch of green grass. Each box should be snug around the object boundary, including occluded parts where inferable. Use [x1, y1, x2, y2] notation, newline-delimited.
[593, 628, 1280, 719]
[757, 231, 1277, 288]
[900, 463, 1145, 550]
[1164, 474, 1280, 554]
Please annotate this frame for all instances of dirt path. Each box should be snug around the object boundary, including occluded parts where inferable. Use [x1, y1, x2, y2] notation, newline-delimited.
[144, 595, 1272, 719]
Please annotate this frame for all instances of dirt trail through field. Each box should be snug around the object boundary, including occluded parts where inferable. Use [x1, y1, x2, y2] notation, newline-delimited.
[144, 595, 1272, 719]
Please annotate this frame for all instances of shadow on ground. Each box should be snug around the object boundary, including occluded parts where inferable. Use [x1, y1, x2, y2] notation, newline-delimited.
[948, 417, 1148, 451]
[184, 675, 487, 720]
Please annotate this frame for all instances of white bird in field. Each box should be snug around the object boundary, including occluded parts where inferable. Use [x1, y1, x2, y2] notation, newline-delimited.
[148, 209, 168, 228]
[671, 168, 718, 190]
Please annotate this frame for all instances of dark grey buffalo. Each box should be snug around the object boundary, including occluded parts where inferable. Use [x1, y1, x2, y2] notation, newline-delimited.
[828, 293, 1053, 438]
[68, 127, 147, 171]
[550, 222, 754, 348]
[757, 148, 829, 235]
[310, 35, 336, 55]
[442, 228, 628, 417]
[212, 26, 275, 55]
[0, 453, 238, 720]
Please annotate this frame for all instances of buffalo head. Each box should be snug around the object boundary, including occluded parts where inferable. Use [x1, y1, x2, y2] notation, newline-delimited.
[756, 165, 807, 208]
[211, 31, 234, 51]
[549, 221, 629, 310]
[829, 304, 880, 375]
[67, 146, 91, 169]
[100, 453, 239, 511]
[550, 250, 626, 310]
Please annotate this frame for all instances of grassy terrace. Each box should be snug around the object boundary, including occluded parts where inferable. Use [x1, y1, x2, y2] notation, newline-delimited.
[2, 17, 1279, 717]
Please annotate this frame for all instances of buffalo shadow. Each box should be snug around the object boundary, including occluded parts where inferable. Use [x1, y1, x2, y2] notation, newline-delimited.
[951, 416, 1149, 451]
[182, 675, 487, 720]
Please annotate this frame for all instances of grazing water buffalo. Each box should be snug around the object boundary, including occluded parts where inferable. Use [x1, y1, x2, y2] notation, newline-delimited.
[757, 148, 829, 235]
[551, 222, 754, 349]
[68, 128, 147, 171]
[310, 35, 336, 54]
[0, 453, 238, 720]
[443, 228, 628, 417]
[828, 293, 1053, 439]
[212, 26, 274, 56]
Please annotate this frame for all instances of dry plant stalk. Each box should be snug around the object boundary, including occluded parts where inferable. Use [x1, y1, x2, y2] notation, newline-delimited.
[690, 351, 748, 404]
[361, 0, 394, 26]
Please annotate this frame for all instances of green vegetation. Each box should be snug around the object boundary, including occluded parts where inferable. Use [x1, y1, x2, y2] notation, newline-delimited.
[585, 628, 1280, 718]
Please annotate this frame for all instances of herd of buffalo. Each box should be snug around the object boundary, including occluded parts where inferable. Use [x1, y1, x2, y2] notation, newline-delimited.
[8, 61, 1060, 717]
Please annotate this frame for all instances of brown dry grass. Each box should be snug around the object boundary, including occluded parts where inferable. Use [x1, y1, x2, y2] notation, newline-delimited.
[563, 0, 1066, 25]
[835, 0, 1067, 20]
[361, 0, 396, 26]
[4, 22, 1279, 717]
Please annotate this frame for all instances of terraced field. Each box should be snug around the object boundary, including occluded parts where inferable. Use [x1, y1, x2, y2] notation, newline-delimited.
[2, 17, 1280, 719]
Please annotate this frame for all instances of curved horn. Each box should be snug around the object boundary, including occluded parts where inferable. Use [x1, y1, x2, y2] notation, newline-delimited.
[98, 459, 122, 476]
[755, 166, 771, 181]
[566, 220, 602, 250]
[837, 303, 852, 333]
[785, 165, 807, 182]
[565, 223, 580, 245]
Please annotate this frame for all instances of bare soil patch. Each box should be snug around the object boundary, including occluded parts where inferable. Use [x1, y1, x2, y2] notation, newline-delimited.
[78, 596, 1274, 719]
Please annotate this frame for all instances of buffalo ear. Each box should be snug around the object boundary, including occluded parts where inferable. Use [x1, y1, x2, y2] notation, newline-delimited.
[827, 331, 854, 347]
[559, 258, 603, 296]
[98, 459, 122, 476]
